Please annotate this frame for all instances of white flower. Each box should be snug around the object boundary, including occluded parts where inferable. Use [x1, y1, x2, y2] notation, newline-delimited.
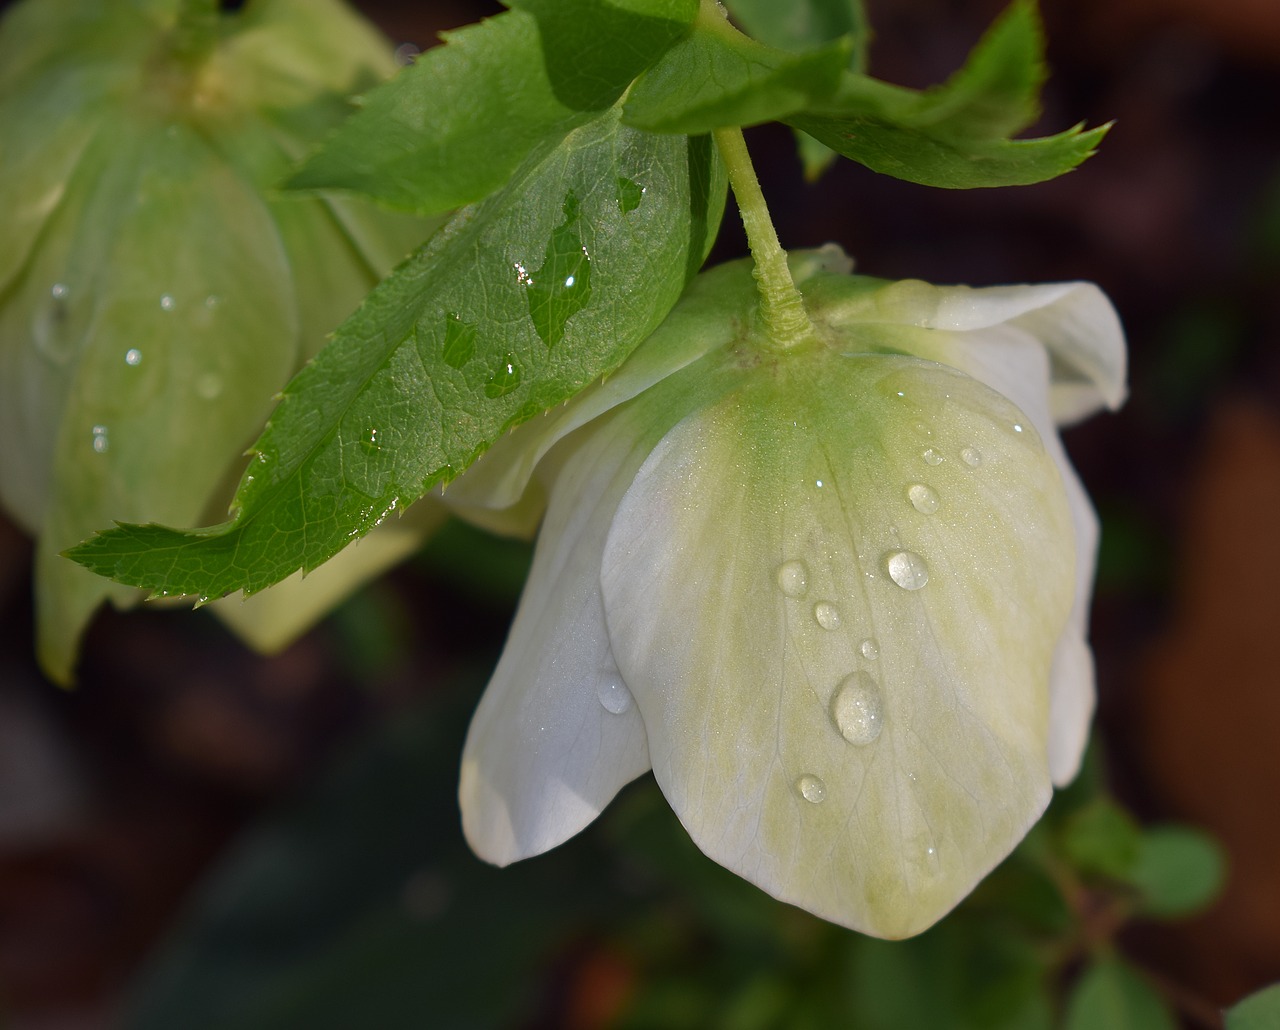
[445, 247, 1125, 939]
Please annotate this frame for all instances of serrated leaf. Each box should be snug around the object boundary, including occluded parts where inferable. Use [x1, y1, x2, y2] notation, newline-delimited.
[624, 7, 850, 134]
[288, 0, 696, 215]
[1063, 957, 1178, 1030]
[786, 1, 1107, 189]
[69, 118, 727, 601]
[723, 0, 868, 73]
[1227, 983, 1280, 1030]
[1130, 825, 1226, 919]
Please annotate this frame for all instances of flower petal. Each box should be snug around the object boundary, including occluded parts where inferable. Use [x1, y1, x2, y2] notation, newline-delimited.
[601, 352, 1075, 937]
[458, 408, 655, 866]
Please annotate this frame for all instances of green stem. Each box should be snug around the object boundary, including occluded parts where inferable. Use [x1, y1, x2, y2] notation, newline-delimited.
[712, 127, 815, 350]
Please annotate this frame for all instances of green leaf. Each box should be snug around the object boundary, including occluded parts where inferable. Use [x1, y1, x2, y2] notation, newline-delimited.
[624, 7, 850, 134]
[786, 1, 1108, 189]
[1063, 957, 1178, 1030]
[69, 119, 727, 601]
[1060, 799, 1142, 881]
[288, 0, 696, 214]
[1130, 825, 1226, 919]
[1227, 983, 1280, 1030]
[723, 0, 869, 73]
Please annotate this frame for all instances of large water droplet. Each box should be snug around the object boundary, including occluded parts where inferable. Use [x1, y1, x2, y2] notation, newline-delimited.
[907, 483, 939, 515]
[484, 356, 522, 398]
[124, 348, 142, 367]
[830, 672, 884, 746]
[597, 679, 634, 715]
[616, 176, 645, 213]
[442, 312, 477, 369]
[524, 191, 591, 348]
[886, 550, 929, 590]
[922, 448, 943, 466]
[814, 601, 841, 630]
[91, 424, 109, 454]
[796, 774, 827, 803]
[961, 446, 983, 467]
[859, 638, 879, 660]
[776, 560, 808, 597]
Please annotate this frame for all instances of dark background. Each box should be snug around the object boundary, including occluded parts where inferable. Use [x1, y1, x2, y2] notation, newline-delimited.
[1, 0, 1278, 1025]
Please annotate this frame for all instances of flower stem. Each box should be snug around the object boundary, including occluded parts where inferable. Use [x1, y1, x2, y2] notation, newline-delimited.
[713, 127, 815, 350]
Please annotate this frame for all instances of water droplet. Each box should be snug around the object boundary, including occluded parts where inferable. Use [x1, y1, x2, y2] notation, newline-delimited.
[159, 293, 175, 311]
[204, 294, 219, 309]
[363, 427, 381, 452]
[796, 774, 827, 803]
[814, 601, 841, 630]
[51, 283, 68, 300]
[597, 679, 634, 715]
[859, 638, 879, 660]
[886, 550, 929, 590]
[815, 479, 824, 488]
[830, 672, 884, 746]
[484, 355, 522, 398]
[442, 313, 477, 369]
[91, 425, 109, 454]
[394, 42, 420, 65]
[961, 446, 983, 467]
[195, 373, 223, 399]
[922, 448, 943, 466]
[616, 176, 645, 213]
[124, 348, 142, 366]
[33, 284, 74, 365]
[1012, 423, 1024, 433]
[776, 560, 808, 598]
[907, 483, 939, 515]
[524, 191, 591, 348]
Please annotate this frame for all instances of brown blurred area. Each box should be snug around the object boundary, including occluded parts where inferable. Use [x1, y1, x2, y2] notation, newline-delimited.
[1, 0, 1279, 1026]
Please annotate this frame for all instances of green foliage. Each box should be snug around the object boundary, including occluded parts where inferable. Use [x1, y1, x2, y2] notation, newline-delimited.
[1129, 826, 1226, 919]
[1227, 983, 1280, 1030]
[1063, 957, 1178, 1030]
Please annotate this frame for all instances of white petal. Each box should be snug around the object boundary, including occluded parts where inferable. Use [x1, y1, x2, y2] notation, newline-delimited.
[884, 325, 1099, 785]
[601, 353, 1075, 938]
[458, 408, 655, 866]
[808, 276, 1127, 424]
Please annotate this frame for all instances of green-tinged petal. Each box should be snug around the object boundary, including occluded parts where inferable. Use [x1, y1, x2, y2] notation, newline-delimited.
[31, 120, 297, 683]
[445, 246, 853, 523]
[601, 351, 1075, 937]
[210, 498, 445, 654]
[459, 408, 659, 866]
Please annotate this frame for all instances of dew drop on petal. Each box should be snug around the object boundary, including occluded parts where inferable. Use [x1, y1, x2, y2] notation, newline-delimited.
[961, 446, 983, 467]
[796, 774, 827, 803]
[859, 638, 879, 660]
[907, 483, 939, 515]
[886, 550, 929, 590]
[830, 672, 884, 746]
[922, 448, 943, 466]
[813, 601, 841, 630]
[596, 679, 634, 715]
[776, 559, 808, 597]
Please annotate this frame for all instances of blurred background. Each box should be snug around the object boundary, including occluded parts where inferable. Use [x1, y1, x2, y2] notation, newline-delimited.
[1, 0, 1278, 1026]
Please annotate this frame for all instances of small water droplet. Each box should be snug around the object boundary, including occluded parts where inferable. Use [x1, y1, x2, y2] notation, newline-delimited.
[830, 672, 884, 746]
[776, 560, 808, 598]
[886, 550, 929, 590]
[91, 424, 109, 454]
[204, 294, 219, 309]
[124, 348, 142, 366]
[195, 373, 223, 399]
[1012, 423, 1024, 433]
[813, 601, 841, 630]
[859, 638, 879, 660]
[51, 283, 68, 300]
[394, 42, 420, 65]
[961, 446, 983, 467]
[159, 294, 175, 311]
[597, 679, 634, 715]
[796, 774, 827, 803]
[815, 479, 823, 488]
[484, 356, 522, 398]
[907, 483, 939, 515]
[922, 448, 943, 466]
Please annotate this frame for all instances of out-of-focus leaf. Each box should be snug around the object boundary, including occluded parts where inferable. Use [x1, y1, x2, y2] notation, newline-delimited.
[1130, 825, 1227, 919]
[1226, 983, 1280, 1030]
[1060, 798, 1142, 881]
[723, 0, 868, 72]
[1063, 957, 1178, 1030]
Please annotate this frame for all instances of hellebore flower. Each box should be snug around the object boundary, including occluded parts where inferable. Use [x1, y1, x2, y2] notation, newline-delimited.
[0, 0, 439, 681]
[446, 247, 1125, 938]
